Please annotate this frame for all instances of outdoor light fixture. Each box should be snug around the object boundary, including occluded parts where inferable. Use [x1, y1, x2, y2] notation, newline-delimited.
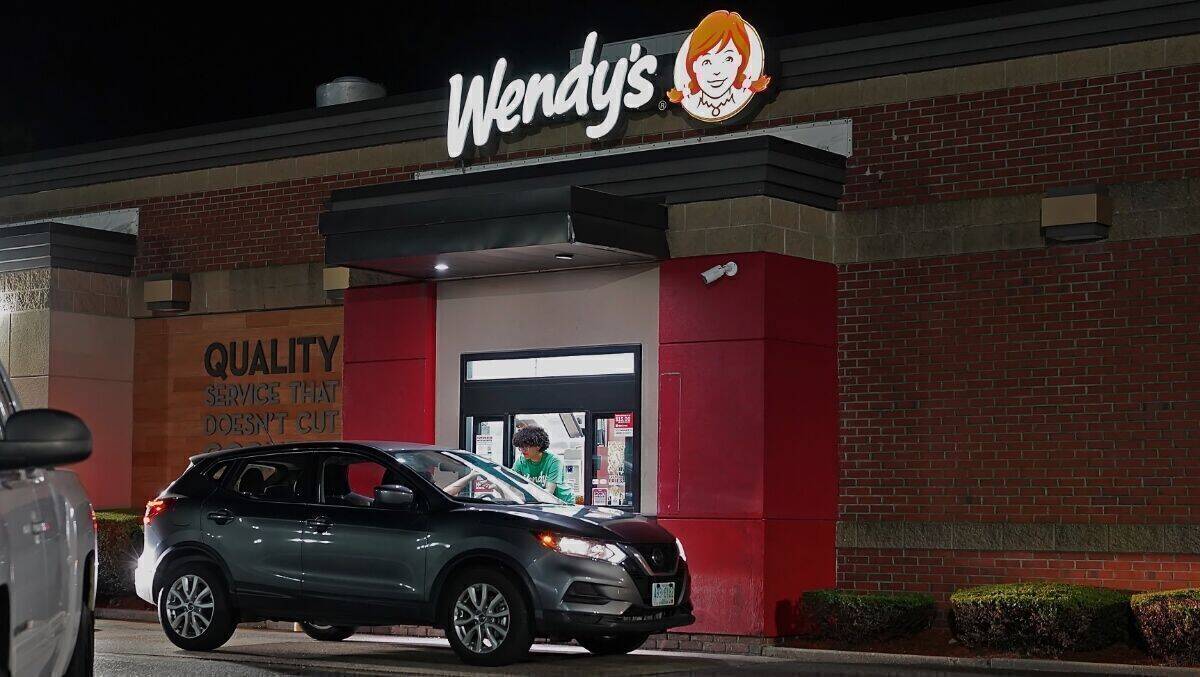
[1041, 184, 1112, 244]
[143, 273, 191, 312]
[700, 261, 738, 285]
[555, 253, 575, 260]
[434, 263, 450, 272]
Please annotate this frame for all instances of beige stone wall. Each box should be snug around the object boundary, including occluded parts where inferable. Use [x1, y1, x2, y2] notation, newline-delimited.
[667, 197, 835, 261]
[128, 262, 337, 317]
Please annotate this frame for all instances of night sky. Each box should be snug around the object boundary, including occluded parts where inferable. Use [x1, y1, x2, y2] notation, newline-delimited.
[2, 1, 1084, 158]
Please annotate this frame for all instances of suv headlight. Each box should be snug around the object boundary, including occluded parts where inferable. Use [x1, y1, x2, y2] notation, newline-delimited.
[537, 532, 626, 566]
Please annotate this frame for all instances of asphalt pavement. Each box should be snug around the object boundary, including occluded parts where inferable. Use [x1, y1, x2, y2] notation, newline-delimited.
[95, 619, 1179, 676]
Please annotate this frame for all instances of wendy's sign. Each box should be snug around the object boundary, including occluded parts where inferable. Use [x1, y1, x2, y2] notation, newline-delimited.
[446, 32, 658, 159]
[445, 10, 771, 159]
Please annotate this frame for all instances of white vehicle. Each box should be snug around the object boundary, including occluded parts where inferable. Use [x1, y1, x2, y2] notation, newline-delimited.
[0, 362, 96, 677]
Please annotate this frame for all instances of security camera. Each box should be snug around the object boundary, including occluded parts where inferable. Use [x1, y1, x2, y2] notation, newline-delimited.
[700, 261, 738, 285]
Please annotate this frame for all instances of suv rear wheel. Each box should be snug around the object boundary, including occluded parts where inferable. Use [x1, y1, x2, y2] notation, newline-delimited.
[442, 567, 533, 666]
[299, 622, 357, 641]
[157, 562, 236, 651]
[577, 632, 650, 655]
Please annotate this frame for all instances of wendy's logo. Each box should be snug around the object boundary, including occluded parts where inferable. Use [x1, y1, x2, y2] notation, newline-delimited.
[667, 11, 771, 123]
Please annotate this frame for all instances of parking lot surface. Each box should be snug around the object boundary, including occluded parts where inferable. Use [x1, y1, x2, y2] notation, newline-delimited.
[97, 619, 1136, 676]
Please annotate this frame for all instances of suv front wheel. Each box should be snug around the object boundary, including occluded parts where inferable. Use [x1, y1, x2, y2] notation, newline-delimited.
[157, 562, 237, 651]
[442, 567, 533, 666]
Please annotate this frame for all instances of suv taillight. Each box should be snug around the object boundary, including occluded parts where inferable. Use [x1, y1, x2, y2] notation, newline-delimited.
[143, 498, 175, 525]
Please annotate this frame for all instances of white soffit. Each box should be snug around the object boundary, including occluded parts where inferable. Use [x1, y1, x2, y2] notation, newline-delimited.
[416, 119, 852, 181]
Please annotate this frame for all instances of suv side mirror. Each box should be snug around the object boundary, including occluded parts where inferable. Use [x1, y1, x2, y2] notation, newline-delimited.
[0, 409, 92, 471]
[375, 484, 414, 508]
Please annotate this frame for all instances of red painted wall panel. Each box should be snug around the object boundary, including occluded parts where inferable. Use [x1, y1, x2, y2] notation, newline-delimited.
[764, 340, 839, 521]
[344, 283, 436, 364]
[658, 340, 765, 519]
[658, 518, 766, 636]
[342, 282, 436, 443]
[659, 253, 768, 345]
[763, 519, 837, 635]
[764, 256, 837, 347]
[343, 359, 434, 443]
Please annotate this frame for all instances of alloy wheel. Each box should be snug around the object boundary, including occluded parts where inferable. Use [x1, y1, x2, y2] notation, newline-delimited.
[165, 574, 214, 639]
[452, 582, 510, 654]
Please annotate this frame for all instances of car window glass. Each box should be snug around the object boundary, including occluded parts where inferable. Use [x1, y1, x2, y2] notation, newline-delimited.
[231, 454, 314, 503]
[209, 461, 231, 482]
[321, 455, 407, 508]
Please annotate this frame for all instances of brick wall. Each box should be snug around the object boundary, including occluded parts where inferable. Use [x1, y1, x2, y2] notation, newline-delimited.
[838, 65, 1200, 209]
[839, 234, 1200, 524]
[130, 171, 415, 275]
[837, 234, 1200, 598]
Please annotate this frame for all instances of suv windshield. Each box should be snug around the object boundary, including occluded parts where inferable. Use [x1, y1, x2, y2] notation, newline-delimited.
[393, 450, 563, 506]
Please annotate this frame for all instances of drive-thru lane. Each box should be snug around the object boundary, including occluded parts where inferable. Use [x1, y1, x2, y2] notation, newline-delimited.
[96, 619, 1139, 676]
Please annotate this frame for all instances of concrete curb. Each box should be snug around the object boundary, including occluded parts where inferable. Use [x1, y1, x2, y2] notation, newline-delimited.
[762, 646, 1195, 676]
[97, 608, 156, 623]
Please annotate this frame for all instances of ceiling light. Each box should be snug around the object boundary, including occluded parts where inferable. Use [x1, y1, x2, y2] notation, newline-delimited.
[434, 263, 450, 271]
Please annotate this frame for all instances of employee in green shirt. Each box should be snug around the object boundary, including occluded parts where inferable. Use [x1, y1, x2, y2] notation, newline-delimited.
[511, 425, 575, 504]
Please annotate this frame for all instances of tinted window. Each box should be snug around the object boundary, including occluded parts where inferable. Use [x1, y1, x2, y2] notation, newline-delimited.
[208, 461, 232, 482]
[320, 455, 408, 508]
[231, 453, 315, 503]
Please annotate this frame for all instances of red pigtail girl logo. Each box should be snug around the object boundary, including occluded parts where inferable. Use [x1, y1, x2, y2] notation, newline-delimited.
[667, 10, 770, 122]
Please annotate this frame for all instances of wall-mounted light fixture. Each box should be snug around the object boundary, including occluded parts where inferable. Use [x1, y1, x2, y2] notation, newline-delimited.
[143, 273, 191, 312]
[1041, 184, 1112, 244]
[323, 266, 351, 302]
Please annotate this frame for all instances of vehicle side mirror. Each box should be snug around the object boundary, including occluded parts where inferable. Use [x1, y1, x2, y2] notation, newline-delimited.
[0, 409, 92, 471]
[375, 484, 414, 508]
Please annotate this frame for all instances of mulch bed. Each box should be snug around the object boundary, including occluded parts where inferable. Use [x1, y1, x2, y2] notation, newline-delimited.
[782, 625, 1193, 668]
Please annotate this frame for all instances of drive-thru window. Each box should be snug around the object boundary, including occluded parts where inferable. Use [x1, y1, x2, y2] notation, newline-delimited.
[459, 346, 641, 510]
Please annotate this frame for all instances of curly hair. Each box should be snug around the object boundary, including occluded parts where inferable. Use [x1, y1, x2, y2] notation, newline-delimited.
[511, 425, 550, 452]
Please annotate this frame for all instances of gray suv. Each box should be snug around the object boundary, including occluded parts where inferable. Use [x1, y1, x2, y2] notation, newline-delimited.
[134, 441, 693, 665]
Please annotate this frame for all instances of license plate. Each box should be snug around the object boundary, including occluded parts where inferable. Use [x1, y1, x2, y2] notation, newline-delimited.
[651, 581, 675, 607]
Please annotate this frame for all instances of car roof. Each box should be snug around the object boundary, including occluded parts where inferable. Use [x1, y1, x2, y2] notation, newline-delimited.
[188, 440, 462, 465]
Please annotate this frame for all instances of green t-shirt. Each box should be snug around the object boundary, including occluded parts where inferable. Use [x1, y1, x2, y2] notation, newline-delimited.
[513, 452, 574, 504]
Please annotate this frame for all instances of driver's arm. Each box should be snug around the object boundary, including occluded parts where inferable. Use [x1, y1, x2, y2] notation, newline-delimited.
[442, 471, 478, 496]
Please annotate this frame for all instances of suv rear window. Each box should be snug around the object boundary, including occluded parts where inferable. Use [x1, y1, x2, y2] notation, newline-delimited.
[230, 454, 315, 503]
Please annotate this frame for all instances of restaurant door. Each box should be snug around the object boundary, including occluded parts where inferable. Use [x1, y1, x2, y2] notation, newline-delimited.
[459, 346, 641, 511]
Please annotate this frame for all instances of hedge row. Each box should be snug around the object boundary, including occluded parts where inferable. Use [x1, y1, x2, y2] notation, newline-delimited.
[807, 583, 1200, 664]
[1131, 589, 1200, 664]
[96, 510, 143, 600]
[949, 583, 1131, 655]
[802, 589, 936, 643]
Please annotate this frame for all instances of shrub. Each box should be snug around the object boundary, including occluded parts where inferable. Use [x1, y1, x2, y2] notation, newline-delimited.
[802, 589, 937, 643]
[1131, 588, 1200, 663]
[950, 583, 1131, 655]
[96, 510, 143, 600]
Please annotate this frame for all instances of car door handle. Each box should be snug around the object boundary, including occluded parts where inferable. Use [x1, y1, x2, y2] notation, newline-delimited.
[306, 516, 332, 532]
[207, 509, 234, 525]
